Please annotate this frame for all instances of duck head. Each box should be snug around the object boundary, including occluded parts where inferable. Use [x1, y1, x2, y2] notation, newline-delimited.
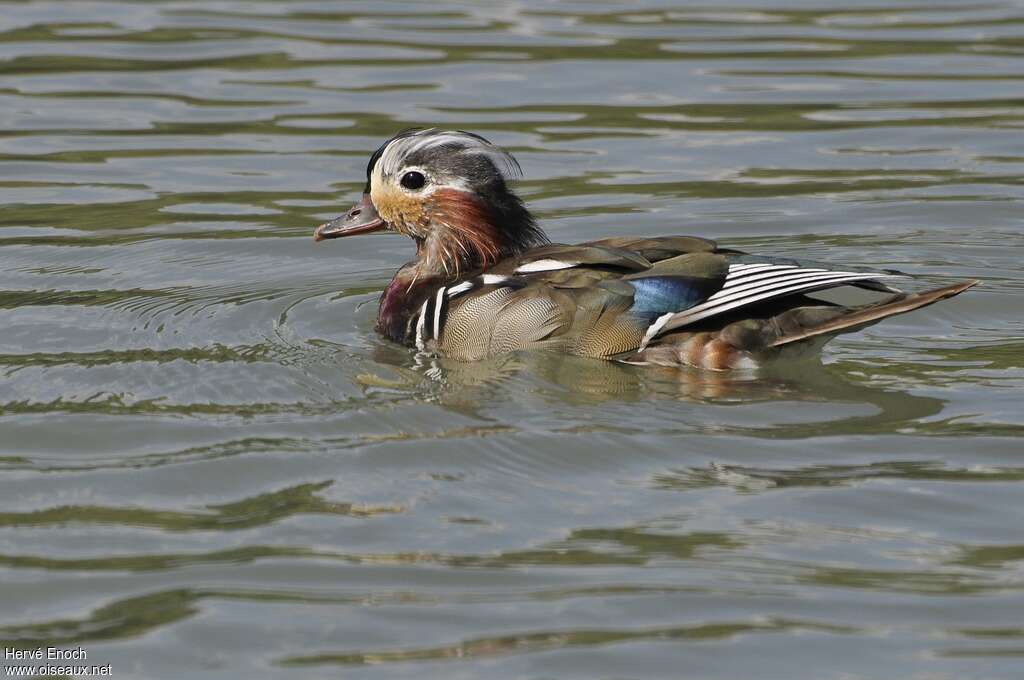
[315, 129, 548, 278]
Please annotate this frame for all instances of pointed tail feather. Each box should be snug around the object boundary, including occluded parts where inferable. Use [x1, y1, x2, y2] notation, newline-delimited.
[769, 280, 979, 349]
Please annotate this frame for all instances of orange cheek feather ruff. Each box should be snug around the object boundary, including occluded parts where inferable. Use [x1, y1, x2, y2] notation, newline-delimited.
[372, 185, 428, 236]
[432, 189, 502, 268]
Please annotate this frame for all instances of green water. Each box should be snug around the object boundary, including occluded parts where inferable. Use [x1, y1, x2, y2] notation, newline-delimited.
[1, 1, 1022, 678]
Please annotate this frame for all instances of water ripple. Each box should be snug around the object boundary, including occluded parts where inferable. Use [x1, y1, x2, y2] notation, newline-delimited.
[1, 1, 1022, 678]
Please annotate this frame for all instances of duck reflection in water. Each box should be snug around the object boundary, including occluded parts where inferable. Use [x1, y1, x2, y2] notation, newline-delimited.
[362, 340, 947, 439]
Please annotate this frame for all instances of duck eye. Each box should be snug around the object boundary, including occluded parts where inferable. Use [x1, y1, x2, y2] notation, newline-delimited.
[400, 171, 426, 191]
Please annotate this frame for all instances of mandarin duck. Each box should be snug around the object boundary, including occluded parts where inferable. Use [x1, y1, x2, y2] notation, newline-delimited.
[314, 129, 977, 371]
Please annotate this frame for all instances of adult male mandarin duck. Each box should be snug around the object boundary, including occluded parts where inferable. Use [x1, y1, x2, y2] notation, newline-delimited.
[314, 129, 977, 370]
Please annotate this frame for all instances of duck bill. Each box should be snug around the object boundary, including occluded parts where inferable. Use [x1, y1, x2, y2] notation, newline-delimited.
[314, 194, 386, 241]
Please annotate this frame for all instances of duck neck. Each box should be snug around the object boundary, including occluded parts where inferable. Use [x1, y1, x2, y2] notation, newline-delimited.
[376, 264, 440, 344]
[415, 188, 548, 280]
[377, 191, 548, 345]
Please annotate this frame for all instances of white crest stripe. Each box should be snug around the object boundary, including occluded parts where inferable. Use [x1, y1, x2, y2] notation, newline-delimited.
[376, 129, 521, 179]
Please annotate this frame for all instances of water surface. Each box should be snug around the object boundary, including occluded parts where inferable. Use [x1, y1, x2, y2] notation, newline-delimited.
[1, 1, 1022, 678]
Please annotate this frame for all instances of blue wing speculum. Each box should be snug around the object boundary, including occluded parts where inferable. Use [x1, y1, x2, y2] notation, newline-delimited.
[627, 276, 721, 318]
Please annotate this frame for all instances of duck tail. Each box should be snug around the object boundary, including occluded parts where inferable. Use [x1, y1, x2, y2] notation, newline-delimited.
[768, 279, 979, 349]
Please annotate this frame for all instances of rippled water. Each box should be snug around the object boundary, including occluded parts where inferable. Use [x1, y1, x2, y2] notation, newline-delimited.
[1, 1, 1022, 678]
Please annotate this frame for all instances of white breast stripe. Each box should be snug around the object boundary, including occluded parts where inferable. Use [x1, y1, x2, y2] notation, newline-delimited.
[414, 299, 429, 351]
[516, 259, 575, 274]
[446, 274, 512, 300]
[447, 281, 473, 296]
[432, 287, 446, 340]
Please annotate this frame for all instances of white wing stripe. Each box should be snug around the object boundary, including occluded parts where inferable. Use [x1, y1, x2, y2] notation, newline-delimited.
[726, 263, 795, 275]
[515, 259, 575, 274]
[728, 263, 774, 271]
[676, 275, 877, 328]
[719, 266, 828, 291]
[702, 271, 885, 311]
[638, 312, 675, 353]
[664, 273, 891, 332]
[714, 268, 858, 297]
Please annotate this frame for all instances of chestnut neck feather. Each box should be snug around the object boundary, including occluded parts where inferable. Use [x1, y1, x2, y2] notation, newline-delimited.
[377, 186, 547, 345]
[415, 187, 546, 280]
